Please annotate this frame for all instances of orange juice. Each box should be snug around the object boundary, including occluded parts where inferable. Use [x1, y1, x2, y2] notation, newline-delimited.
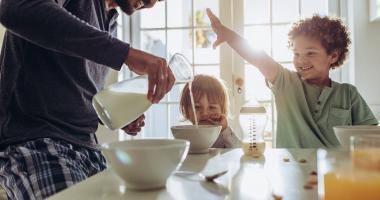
[324, 168, 380, 200]
[351, 148, 380, 172]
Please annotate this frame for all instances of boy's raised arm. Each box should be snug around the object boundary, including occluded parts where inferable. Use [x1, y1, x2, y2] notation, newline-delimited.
[206, 8, 279, 83]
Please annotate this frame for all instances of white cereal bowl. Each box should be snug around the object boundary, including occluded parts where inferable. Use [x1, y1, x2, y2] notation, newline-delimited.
[102, 139, 189, 190]
[171, 125, 221, 154]
[333, 125, 380, 148]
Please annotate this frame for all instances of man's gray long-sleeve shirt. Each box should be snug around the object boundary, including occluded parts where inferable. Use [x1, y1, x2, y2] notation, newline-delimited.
[0, 0, 130, 149]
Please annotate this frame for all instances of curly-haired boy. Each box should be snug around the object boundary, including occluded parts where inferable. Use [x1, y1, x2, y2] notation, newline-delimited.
[207, 9, 378, 148]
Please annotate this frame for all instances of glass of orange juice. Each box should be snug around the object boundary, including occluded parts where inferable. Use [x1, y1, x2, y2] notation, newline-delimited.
[317, 149, 380, 200]
[350, 135, 380, 172]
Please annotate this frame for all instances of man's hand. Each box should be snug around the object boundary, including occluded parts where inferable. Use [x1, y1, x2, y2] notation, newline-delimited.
[121, 115, 145, 136]
[125, 48, 175, 103]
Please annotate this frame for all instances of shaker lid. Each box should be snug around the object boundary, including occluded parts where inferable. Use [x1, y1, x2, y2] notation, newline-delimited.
[240, 105, 266, 114]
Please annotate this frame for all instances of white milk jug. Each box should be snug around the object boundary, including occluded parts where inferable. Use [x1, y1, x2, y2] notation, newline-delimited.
[93, 53, 193, 130]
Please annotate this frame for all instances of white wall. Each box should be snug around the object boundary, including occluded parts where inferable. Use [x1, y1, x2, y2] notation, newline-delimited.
[347, 0, 380, 119]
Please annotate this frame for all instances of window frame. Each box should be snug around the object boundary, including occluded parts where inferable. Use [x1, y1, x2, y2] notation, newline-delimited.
[118, 0, 345, 145]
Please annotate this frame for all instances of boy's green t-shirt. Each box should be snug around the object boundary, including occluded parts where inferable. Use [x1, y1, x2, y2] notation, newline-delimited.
[269, 66, 378, 148]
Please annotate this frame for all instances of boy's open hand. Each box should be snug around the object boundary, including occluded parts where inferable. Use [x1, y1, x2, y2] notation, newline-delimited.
[206, 8, 228, 49]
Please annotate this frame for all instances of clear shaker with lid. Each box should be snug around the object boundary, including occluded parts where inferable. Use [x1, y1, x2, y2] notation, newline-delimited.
[239, 104, 268, 157]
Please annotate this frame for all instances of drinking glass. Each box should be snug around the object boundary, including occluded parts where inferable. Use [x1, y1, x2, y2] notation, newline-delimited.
[318, 146, 380, 200]
[350, 135, 380, 172]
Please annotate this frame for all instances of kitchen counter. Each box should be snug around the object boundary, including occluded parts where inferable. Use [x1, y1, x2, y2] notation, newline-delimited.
[49, 148, 318, 200]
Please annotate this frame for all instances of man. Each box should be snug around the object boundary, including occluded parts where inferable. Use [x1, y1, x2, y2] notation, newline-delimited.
[0, 0, 174, 199]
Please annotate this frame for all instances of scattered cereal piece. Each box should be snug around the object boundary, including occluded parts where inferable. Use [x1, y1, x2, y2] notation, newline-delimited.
[283, 158, 290, 162]
[208, 148, 220, 155]
[307, 175, 318, 185]
[272, 193, 283, 200]
[303, 183, 313, 190]
[298, 158, 307, 163]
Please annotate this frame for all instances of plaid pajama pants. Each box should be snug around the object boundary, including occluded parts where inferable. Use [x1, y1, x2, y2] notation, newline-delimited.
[0, 138, 107, 200]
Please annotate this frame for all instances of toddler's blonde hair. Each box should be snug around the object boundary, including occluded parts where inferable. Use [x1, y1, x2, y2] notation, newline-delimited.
[180, 74, 229, 120]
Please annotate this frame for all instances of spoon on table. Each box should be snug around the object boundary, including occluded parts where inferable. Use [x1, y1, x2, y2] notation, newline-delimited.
[175, 170, 228, 182]
[202, 170, 228, 181]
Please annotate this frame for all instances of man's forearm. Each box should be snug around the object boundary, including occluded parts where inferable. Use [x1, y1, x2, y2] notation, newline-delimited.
[0, 0, 129, 69]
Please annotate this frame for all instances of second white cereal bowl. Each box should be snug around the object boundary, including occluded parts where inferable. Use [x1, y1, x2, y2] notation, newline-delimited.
[102, 139, 189, 190]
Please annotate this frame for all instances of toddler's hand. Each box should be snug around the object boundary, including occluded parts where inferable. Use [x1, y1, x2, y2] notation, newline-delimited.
[199, 113, 227, 131]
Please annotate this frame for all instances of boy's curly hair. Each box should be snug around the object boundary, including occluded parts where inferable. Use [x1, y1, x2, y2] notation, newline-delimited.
[288, 15, 351, 69]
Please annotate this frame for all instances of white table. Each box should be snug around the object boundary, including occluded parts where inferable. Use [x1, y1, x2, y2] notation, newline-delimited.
[49, 148, 318, 200]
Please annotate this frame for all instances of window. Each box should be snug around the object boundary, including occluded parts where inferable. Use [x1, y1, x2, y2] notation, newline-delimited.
[119, 0, 339, 145]
[121, 0, 220, 140]
[370, 0, 380, 21]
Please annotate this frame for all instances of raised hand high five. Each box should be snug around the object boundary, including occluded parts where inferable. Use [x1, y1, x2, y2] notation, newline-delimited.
[206, 8, 278, 82]
[206, 8, 231, 49]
